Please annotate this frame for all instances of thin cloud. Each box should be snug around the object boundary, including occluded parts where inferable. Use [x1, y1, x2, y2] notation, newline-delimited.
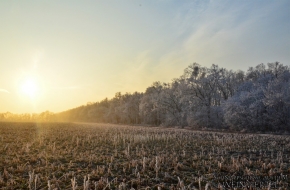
[0, 89, 9, 93]
[156, 0, 290, 71]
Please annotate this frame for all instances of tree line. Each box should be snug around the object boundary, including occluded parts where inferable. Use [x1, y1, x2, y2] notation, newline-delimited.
[1, 62, 289, 132]
[0, 111, 55, 122]
[57, 62, 290, 132]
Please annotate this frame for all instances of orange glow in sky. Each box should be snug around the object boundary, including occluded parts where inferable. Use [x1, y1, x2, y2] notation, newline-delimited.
[0, 1, 289, 113]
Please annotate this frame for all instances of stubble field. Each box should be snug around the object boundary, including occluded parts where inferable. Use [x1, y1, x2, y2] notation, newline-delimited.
[0, 122, 289, 189]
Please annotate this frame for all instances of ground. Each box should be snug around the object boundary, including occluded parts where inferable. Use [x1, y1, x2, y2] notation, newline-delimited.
[0, 122, 289, 189]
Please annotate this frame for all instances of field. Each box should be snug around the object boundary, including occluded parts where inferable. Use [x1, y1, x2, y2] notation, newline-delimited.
[0, 122, 289, 190]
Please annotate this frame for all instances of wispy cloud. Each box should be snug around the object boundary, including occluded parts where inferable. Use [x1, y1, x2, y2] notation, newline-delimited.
[0, 89, 9, 93]
[153, 0, 290, 72]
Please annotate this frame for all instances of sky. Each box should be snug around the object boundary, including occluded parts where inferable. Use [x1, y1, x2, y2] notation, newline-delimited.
[0, 0, 289, 114]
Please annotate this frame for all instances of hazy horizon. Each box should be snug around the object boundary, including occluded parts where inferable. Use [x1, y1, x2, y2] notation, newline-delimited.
[1, 0, 289, 114]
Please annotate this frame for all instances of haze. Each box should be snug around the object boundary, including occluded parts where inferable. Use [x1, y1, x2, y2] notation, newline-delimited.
[0, 0, 289, 113]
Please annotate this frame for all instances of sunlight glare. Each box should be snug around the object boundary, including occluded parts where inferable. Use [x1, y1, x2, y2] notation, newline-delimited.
[21, 79, 38, 98]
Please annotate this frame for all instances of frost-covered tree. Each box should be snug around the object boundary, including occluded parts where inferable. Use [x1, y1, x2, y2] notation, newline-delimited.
[139, 82, 164, 125]
[223, 81, 267, 131]
[157, 79, 188, 127]
[183, 63, 225, 128]
[121, 92, 142, 124]
[51, 61, 290, 133]
[223, 62, 290, 132]
[263, 70, 290, 130]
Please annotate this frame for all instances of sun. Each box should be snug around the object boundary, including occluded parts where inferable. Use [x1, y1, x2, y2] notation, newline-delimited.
[21, 78, 38, 98]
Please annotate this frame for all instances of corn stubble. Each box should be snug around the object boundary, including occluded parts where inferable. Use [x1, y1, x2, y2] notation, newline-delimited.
[0, 122, 289, 189]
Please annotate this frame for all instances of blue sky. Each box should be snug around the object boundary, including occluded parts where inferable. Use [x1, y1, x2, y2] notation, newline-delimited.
[0, 0, 289, 113]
